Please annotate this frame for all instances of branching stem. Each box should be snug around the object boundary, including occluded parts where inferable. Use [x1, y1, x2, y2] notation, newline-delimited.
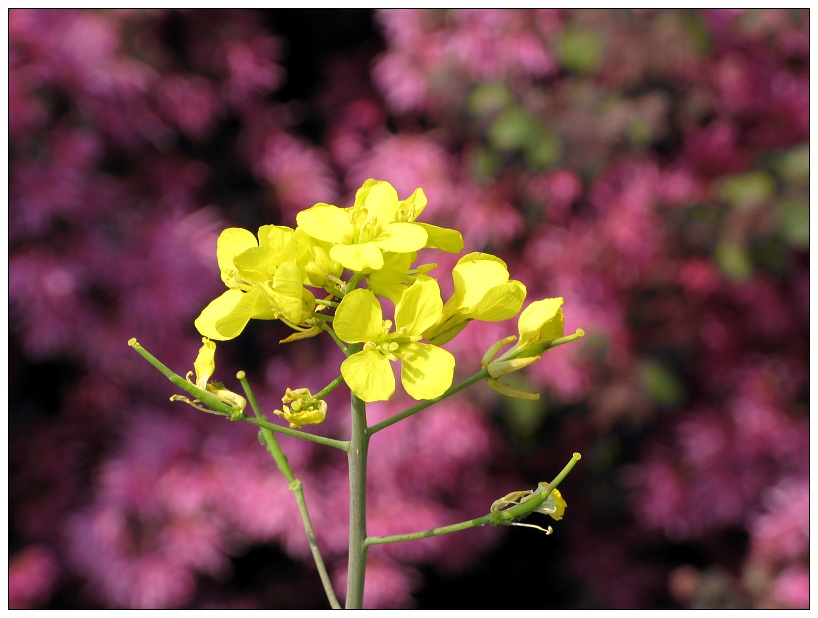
[128, 339, 348, 451]
[238, 372, 341, 609]
[366, 452, 581, 546]
[369, 367, 490, 434]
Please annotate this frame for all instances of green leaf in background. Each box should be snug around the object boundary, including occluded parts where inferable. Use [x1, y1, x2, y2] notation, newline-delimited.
[719, 170, 776, 209]
[524, 128, 562, 170]
[627, 117, 652, 146]
[714, 239, 754, 280]
[682, 11, 712, 56]
[487, 105, 562, 170]
[776, 198, 810, 247]
[467, 82, 515, 117]
[559, 28, 605, 74]
[471, 144, 502, 179]
[488, 106, 540, 151]
[769, 144, 809, 183]
[638, 360, 682, 407]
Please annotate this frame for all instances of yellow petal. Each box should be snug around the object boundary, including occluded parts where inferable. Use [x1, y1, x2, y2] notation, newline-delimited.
[258, 225, 298, 264]
[193, 338, 216, 388]
[296, 203, 352, 244]
[217, 228, 258, 283]
[537, 488, 567, 521]
[373, 222, 428, 254]
[271, 262, 306, 324]
[341, 349, 395, 402]
[214, 288, 273, 339]
[397, 187, 427, 221]
[195, 289, 247, 340]
[366, 252, 416, 304]
[356, 179, 399, 223]
[399, 342, 455, 400]
[330, 242, 384, 272]
[394, 275, 443, 336]
[232, 246, 275, 283]
[333, 289, 384, 343]
[518, 298, 565, 344]
[469, 280, 527, 321]
[416, 222, 464, 253]
[452, 255, 511, 311]
[274, 402, 327, 428]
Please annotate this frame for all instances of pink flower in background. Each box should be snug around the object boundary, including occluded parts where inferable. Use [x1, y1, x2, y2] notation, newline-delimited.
[255, 134, 339, 217]
[770, 564, 810, 609]
[9, 8, 808, 610]
[9, 546, 59, 609]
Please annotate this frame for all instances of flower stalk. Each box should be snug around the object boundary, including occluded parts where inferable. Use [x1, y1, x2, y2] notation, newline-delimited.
[238, 372, 341, 609]
[366, 452, 581, 546]
[130, 178, 587, 610]
[346, 390, 370, 609]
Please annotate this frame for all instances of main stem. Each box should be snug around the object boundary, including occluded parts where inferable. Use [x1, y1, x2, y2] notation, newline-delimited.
[345, 391, 370, 608]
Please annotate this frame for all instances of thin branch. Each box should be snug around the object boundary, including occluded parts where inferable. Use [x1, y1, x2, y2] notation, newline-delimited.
[238, 372, 341, 609]
[369, 367, 489, 434]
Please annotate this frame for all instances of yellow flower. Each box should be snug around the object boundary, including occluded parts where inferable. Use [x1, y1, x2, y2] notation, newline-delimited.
[274, 387, 328, 429]
[423, 252, 526, 345]
[365, 251, 437, 304]
[195, 226, 314, 340]
[333, 276, 455, 402]
[295, 228, 343, 289]
[481, 298, 584, 400]
[296, 179, 462, 273]
[489, 298, 566, 368]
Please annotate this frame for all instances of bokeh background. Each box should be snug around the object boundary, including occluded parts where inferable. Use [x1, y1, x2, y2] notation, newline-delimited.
[8, 9, 809, 609]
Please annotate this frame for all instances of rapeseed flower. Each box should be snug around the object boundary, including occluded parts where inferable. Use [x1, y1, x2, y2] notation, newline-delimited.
[423, 252, 526, 345]
[333, 276, 455, 402]
[195, 226, 314, 340]
[296, 179, 462, 273]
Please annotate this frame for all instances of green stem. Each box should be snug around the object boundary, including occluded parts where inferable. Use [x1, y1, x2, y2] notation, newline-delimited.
[310, 312, 334, 322]
[129, 338, 238, 417]
[345, 391, 370, 608]
[238, 373, 342, 609]
[366, 514, 494, 546]
[314, 375, 345, 400]
[504, 329, 586, 362]
[366, 452, 582, 546]
[368, 367, 490, 434]
[324, 326, 350, 356]
[239, 415, 349, 451]
[345, 273, 364, 294]
[128, 339, 348, 451]
[314, 298, 340, 308]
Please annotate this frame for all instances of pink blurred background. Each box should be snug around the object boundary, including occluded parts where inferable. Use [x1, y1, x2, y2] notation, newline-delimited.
[9, 9, 809, 608]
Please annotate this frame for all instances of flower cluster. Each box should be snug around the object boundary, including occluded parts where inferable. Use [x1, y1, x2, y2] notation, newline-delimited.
[194, 178, 578, 405]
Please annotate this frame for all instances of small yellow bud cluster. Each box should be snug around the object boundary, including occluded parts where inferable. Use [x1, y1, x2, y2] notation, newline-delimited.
[274, 387, 328, 429]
